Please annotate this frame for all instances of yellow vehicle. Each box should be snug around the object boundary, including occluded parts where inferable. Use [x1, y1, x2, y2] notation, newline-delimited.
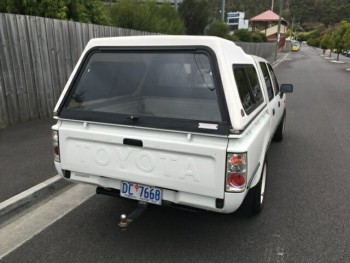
[291, 42, 300, 52]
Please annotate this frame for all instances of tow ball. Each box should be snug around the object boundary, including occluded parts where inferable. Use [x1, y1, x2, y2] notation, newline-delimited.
[118, 201, 149, 228]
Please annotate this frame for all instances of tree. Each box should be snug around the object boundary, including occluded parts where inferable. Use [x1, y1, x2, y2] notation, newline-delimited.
[343, 29, 350, 51]
[85, 0, 111, 25]
[178, 0, 210, 35]
[157, 3, 186, 34]
[320, 32, 332, 55]
[331, 21, 350, 60]
[0, 0, 37, 16]
[327, 32, 335, 58]
[110, 0, 185, 34]
[205, 20, 230, 38]
[40, 0, 67, 20]
[332, 33, 343, 61]
[109, 0, 136, 29]
[304, 24, 325, 48]
[0, 0, 110, 25]
[233, 29, 252, 42]
[251, 32, 267, 42]
[65, 0, 110, 25]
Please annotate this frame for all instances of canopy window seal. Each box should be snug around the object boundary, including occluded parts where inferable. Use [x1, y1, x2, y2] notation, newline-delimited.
[57, 46, 232, 135]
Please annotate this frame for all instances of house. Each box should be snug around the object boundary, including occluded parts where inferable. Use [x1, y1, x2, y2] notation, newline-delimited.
[227, 12, 249, 30]
[250, 10, 288, 49]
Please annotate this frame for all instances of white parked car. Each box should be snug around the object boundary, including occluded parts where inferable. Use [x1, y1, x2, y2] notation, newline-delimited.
[52, 36, 293, 216]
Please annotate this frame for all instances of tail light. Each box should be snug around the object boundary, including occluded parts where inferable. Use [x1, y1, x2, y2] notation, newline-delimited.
[226, 153, 247, 192]
[52, 130, 60, 162]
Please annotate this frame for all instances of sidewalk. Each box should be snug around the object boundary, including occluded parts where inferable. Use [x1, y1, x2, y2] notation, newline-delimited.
[0, 118, 57, 202]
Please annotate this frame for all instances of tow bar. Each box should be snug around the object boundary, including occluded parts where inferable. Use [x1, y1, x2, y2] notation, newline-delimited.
[118, 201, 149, 228]
[95, 187, 149, 228]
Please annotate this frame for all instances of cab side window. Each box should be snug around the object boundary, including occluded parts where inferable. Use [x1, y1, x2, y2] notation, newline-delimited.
[233, 64, 264, 115]
[267, 64, 280, 95]
[259, 62, 274, 101]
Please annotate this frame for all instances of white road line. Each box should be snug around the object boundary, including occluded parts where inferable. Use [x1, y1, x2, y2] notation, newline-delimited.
[0, 184, 95, 260]
[272, 53, 290, 68]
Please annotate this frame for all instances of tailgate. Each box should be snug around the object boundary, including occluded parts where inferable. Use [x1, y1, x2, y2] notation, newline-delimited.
[59, 121, 228, 199]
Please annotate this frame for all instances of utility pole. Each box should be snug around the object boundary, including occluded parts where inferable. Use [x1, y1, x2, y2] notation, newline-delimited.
[174, 0, 178, 10]
[221, 0, 226, 22]
[274, 0, 283, 61]
[271, 0, 274, 11]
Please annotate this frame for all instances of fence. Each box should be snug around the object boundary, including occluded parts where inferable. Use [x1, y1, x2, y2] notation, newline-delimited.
[236, 42, 276, 59]
[0, 13, 155, 129]
[0, 13, 276, 129]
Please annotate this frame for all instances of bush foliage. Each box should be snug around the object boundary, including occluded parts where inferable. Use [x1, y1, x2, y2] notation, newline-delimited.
[110, 0, 185, 34]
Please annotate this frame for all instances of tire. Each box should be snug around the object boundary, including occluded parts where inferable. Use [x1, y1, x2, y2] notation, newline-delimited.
[273, 111, 286, 142]
[243, 159, 267, 215]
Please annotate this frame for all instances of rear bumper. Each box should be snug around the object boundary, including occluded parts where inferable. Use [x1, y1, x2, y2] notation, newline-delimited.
[55, 163, 246, 214]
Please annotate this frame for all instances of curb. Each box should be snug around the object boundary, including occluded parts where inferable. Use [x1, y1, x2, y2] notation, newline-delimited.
[272, 52, 290, 67]
[0, 175, 70, 225]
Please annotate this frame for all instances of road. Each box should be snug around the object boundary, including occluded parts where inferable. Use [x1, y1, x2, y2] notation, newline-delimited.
[0, 118, 57, 202]
[2, 46, 350, 262]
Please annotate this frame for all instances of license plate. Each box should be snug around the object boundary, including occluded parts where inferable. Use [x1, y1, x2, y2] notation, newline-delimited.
[120, 181, 162, 205]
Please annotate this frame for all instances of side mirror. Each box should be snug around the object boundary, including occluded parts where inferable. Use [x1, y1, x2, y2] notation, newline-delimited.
[280, 84, 293, 93]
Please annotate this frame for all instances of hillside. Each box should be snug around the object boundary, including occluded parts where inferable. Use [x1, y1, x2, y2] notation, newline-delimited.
[226, 0, 350, 28]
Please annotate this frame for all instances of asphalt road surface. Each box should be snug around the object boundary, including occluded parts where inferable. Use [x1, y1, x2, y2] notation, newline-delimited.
[0, 118, 57, 202]
[2, 46, 350, 262]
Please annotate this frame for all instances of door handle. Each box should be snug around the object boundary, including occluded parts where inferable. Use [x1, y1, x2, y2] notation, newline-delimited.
[273, 109, 275, 116]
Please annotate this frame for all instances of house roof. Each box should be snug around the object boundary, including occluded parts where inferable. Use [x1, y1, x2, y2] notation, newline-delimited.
[250, 10, 286, 22]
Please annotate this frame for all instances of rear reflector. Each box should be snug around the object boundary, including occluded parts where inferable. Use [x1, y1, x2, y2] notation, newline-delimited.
[228, 173, 245, 187]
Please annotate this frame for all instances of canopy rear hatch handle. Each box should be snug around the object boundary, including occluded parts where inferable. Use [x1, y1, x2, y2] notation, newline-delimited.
[123, 138, 143, 147]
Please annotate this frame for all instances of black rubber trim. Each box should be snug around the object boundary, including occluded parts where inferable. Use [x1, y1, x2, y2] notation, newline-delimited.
[123, 138, 143, 147]
[247, 162, 261, 189]
[57, 46, 232, 135]
[216, 198, 224, 209]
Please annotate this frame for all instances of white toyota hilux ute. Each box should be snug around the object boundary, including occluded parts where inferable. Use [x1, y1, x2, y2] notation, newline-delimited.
[52, 36, 293, 215]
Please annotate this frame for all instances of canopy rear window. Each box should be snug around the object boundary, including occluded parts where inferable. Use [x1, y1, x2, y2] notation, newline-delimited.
[59, 48, 230, 135]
